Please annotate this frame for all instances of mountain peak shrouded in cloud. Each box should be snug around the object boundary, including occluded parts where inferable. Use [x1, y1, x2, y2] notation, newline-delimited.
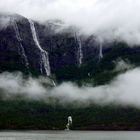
[1, 0, 140, 45]
[0, 12, 26, 29]
[1, 0, 140, 109]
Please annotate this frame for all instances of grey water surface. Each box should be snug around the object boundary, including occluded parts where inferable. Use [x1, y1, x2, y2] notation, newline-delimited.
[0, 131, 140, 140]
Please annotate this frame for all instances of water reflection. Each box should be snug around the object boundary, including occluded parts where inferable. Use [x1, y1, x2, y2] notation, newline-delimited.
[0, 131, 140, 140]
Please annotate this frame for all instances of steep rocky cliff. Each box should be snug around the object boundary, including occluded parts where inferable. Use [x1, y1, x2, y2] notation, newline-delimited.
[0, 13, 140, 84]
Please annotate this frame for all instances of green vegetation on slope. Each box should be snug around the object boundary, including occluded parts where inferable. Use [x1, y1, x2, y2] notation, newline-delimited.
[54, 42, 140, 86]
[0, 100, 140, 130]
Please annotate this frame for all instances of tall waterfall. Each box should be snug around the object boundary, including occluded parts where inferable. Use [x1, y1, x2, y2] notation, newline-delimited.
[98, 37, 103, 60]
[29, 20, 51, 76]
[75, 33, 83, 66]
[12, 19, 29, 69]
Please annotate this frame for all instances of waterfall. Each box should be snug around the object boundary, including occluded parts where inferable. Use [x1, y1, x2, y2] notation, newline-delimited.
[52, 80, 56, 87]
[12, 19, 29, 69]
[99, 37, 103, 60]
[99, 42, 103, 59]
[28, 20, 51, 76]
[75, 33, 83, 66]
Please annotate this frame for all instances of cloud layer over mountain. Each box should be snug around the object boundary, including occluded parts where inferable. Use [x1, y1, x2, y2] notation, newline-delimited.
[1, 68, 140, 108]
[1, 0, 140, 45]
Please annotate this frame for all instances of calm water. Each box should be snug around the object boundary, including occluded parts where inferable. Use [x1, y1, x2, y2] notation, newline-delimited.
[0, 131, 140, 140]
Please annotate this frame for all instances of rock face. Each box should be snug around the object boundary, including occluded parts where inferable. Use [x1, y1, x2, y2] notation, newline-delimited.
[0, 13, 140, 82]
[0, 14, 96, 76]
[0, 14, 52, 76]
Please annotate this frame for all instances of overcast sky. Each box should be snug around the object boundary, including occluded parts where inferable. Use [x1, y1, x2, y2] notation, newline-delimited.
[1, 0, 140, 45]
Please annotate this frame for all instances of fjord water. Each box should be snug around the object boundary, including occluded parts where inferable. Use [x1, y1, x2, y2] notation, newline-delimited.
[0, 131, 140, 140]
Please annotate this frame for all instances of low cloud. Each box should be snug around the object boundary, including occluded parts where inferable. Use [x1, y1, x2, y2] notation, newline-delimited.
[1, 69, 140, 107]
[113, 59, 134, 72]
[0, 14, 12, 29]
[0, 72, 51, 99]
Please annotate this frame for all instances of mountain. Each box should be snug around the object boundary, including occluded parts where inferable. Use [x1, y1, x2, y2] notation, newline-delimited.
[1, 13, 140, 131]
[0, 13, 140, 84]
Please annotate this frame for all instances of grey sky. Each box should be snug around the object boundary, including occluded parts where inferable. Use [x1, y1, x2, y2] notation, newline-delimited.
[0, 0, 140, 45]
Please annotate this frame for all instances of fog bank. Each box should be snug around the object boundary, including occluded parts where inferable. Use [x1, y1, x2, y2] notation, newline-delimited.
[0, 68, 140, 107]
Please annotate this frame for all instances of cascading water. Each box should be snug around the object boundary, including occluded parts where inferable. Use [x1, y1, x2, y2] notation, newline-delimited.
[12, 18, 29, 69]
[98, 37, 103, 60]
[75, 33, 83, 66]
[52, 80, 56, 87]
[28, 19, 51, 76]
